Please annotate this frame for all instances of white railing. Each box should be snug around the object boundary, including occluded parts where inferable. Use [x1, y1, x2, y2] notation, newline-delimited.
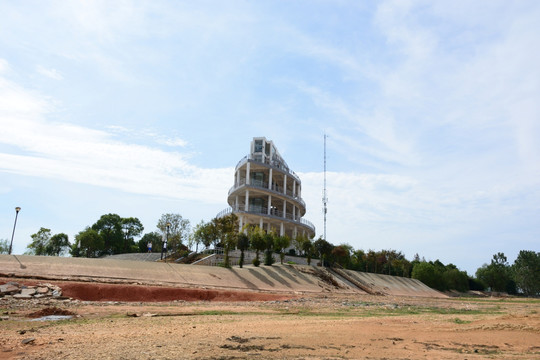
[228, 180, 306, 209]
[216, 206, 316, 234]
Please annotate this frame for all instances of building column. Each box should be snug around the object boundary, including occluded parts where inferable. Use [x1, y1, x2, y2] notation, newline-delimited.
[283, 174, 287, 195]
[268, 168, 273, 190]
[292, 206, 296, 221]
[283, 201, 286, 219]
[239, 216, 243, 232]
[293, 180, 296, 196]
[235, 196, 239, 211]
[267, 195, 272, 215]
[246, 162, 251, 185]
[280, 222, 284, 236]
[293, 226, 297, 239]
[245, 190, 249, 211]
[259, 218, 263, 228]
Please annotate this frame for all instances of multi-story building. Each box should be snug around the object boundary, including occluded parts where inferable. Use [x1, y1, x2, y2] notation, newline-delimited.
[217, 137, 315, 240]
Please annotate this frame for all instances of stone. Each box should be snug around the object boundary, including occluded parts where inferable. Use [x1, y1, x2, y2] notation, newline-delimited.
[0, 284, 20, 295]
[36, 287, 49, 294]
[20, 288, 37, 297]
[13, 293, 33, 300]
[21, 338, 35, 345]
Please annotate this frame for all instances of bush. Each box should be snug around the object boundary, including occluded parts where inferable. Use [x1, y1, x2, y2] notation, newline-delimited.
[252, 258, 260, 267]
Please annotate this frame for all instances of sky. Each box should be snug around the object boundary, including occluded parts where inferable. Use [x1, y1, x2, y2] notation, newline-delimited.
[1, 1, 539, 275]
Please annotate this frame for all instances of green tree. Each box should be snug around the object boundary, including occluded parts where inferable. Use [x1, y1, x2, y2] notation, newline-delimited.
[274, 235, 291, 264]
[71, 228, 104, 258]
[0, 239, 9, 254]
[332, 245, 351, 268]
[476, 252, 512, 292]
[293, 234, 309, 256]
[121, 217, 144, 253]
[213, 214, 239, 268]
[313, 237, 333, 267]
[157, 213, 191, 253]
[92, 214, 123, 255]
[26, 227, 52, 255]
[513, 250, 540, 296]
[237, 232, 250, 268]
[248, 226, 265, 266]
[411, 262, 442, 290]
[263, 231, 276, 266]
[47, 233, 70, 256]
[302, 238, 313, 265]
[442, 268, 469, 292]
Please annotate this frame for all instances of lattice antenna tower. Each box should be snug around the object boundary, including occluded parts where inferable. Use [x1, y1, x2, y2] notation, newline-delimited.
[323, 133, 328, 241]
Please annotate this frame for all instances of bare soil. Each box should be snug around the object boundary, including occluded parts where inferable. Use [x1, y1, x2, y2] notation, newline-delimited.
[1, 280, 539, 359]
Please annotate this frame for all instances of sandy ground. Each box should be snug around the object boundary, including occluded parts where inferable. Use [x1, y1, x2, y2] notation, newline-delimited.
[1, 280, 539, 360]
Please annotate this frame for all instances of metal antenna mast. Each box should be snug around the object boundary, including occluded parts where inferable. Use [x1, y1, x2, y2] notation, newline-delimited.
[323, 133, 328, 241]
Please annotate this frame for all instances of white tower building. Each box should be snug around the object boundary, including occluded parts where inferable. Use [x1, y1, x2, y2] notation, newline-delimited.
[217, 137, 315, 239]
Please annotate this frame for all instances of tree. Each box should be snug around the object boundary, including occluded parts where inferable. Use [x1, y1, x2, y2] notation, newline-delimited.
[92, 214, 123, 256]
[293, 234, 309, 256]
[411, 262, 441, 290]
[513, 250, 540, 296]
[138, 232, 162, 253]
[263, 231, 276, 266]
[192, 220, 217, 250]
[121, 217, 144, 253]
[157, 213, 191, 253]
[302, 238, 313, 265]
[442, 268, 469, 292]
[0, 239, 9, 254]
[332, 245, 351, 268]
[313, 237, 333, 267]
[47, 233, 70, 256]
[26, 227, 52, 255]
[476, 252, 512, 292]
[71, 228, 103, 258]
[213, 214, 239, 268]
[237, 232, 250, 268]
[274, 235, 291, 264]
[248, 226, 265, 267]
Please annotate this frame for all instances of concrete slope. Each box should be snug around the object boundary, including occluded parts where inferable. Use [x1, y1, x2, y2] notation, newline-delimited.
[0, 255, 349, 294]
[339, 269, 447, 298]
[0, 255, 445, 298]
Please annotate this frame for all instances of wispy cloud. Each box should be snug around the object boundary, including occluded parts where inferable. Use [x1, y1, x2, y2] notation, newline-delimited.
[36, 65, 63, 80]
[0, 61, 228, 203]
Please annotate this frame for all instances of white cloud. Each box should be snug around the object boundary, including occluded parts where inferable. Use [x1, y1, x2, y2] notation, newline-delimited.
[0, 61, 228, 204]
[36, 65, 63, 80]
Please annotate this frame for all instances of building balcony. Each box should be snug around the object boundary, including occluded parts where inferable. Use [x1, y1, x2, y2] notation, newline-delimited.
[235, 154, 301, 183]
[228, 178, 306, 210]
[216, 206, 315, 235]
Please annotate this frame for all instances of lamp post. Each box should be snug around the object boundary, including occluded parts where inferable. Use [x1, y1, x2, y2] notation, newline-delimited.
[9, 207, 21, 255]
[161, 222, 171, 261]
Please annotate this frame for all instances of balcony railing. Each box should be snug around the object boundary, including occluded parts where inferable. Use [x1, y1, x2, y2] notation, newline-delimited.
[235, 154, 300, 183]
[228, 179, 306, 209]
[216, 206, 315, 234]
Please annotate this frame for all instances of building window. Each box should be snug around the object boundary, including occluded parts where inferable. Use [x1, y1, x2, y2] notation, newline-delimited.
[254, 140, 263, 153]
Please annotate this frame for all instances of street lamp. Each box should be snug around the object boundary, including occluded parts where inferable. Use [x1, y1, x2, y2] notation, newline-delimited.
[161, 222, 171, 261]
[9, 207, 21, 255]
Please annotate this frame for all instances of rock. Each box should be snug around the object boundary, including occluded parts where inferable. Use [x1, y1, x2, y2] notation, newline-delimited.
[13, 293, 33, 300]
[0, 284, 20, 295]
[20, 288, 37, 297]
[36, 287, 49, 295]
[52, 290, 62, 297]
[21, 338, 35, 345]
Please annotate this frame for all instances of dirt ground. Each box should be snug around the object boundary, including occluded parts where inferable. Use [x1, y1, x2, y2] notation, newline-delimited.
[1, 280, 539, 360]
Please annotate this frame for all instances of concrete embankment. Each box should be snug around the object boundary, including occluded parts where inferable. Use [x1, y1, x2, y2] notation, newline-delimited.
[0, 255, 446, 298]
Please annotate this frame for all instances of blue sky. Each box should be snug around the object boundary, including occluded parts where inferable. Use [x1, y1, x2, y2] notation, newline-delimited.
[1, 1, 538, 274]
